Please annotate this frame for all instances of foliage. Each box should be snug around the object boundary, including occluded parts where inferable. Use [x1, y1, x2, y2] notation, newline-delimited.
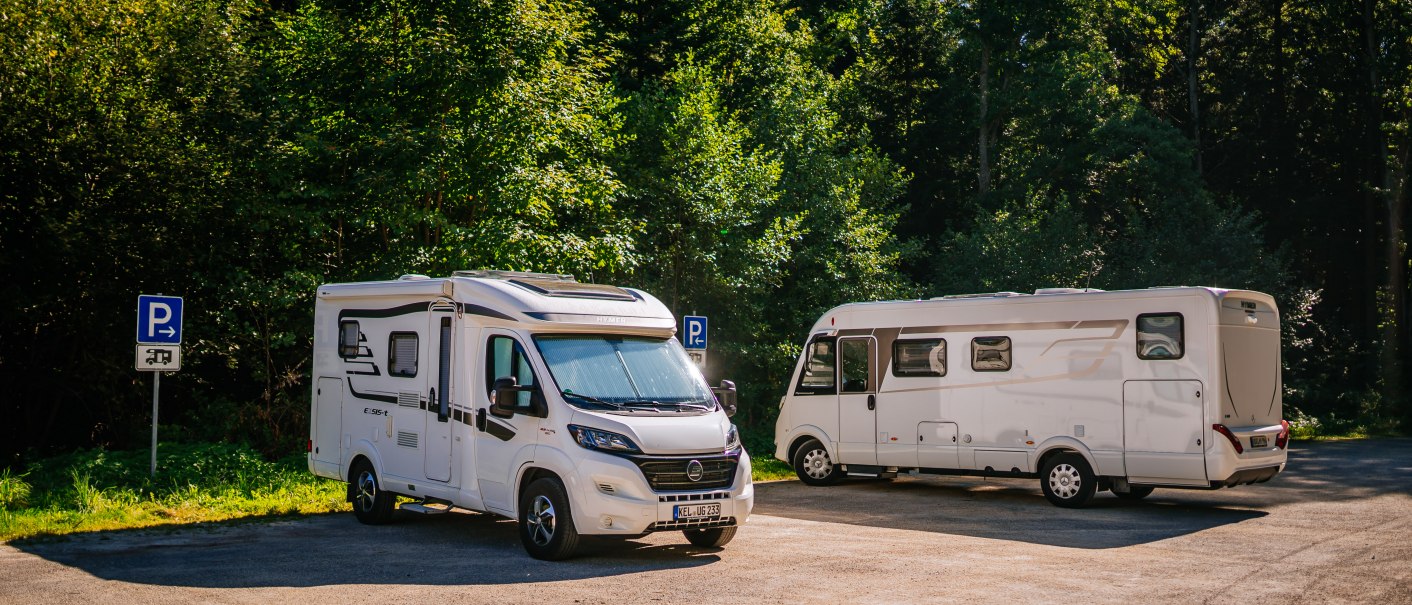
[0, 0, 1407, 465]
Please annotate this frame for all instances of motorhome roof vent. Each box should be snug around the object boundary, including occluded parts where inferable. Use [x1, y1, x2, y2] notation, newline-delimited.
[934, 291, 1028, 300]
[398, 274, 431, 280]
[1034, 287, 1104, 295]
[453, 270, 577, 282]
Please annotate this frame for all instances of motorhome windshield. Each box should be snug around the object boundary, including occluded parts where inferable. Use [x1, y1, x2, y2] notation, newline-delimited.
[533, 335, 714, 413]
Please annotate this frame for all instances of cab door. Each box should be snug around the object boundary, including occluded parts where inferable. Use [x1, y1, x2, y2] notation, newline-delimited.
[423, 304, 455, 483]
[836, 336, 877, 465]
[474, 330, 545, 514]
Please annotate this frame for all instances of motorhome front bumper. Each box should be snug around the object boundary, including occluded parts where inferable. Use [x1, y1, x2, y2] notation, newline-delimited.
[571, 449, 754, 535]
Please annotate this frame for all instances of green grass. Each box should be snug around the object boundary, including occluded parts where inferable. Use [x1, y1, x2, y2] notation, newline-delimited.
[1288, 410, 1404, 441]
[1, 437, 795, 542]
[1, 443, 347, 542]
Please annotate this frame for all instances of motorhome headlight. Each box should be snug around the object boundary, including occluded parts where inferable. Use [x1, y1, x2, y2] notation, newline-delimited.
[568, 424, 641, 454]
[724, 424, 741, 452]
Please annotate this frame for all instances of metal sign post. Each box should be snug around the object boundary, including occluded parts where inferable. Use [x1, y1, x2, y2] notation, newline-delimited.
[136, 294, 183, 477]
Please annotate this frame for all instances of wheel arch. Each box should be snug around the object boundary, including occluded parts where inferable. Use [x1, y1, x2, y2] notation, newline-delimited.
[785, 427, 834, 465]
[1033, 437, 1098, 474]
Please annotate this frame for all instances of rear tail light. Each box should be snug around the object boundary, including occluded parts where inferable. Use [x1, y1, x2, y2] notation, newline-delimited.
[307, 438, 313, 453]
[1213, 424, 1243, 454]
[1275, 419, 1290, 449]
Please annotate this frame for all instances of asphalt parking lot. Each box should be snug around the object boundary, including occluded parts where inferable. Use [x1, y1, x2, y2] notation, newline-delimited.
[2, 439, 1409, 604]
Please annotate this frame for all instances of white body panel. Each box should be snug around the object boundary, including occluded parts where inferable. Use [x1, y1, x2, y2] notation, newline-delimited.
[775, 287, 1287, 490]
[309, 274, 752, 536]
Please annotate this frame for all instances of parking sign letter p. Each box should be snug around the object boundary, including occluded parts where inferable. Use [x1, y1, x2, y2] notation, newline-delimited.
[147, 303, 171, 338]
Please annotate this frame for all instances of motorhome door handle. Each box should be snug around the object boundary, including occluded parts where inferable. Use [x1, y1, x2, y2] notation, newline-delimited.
[867, 394, 876, 410]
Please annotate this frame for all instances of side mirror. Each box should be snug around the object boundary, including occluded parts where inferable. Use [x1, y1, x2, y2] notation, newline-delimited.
[712, 379, 738, 417]
[492, 376, 528, 418]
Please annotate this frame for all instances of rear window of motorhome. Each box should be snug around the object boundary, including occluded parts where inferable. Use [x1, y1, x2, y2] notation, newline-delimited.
[1137, 313, 1184, 359]
[388, 332, 417, 377]
[971, 337, 1011, 371]
[894, 339, 946, 377]
[339, 321, 360, 358]
[796, 337, 837, 395]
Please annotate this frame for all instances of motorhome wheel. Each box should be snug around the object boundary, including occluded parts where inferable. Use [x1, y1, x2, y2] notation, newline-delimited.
[1115, 485, 1155, 501]
[683, 526, 737, 548]
[519, 477, 580, 561]
[351, 461, 396, 525]
[792, 438, 844, 486]
[1040, 453, 1097, 508]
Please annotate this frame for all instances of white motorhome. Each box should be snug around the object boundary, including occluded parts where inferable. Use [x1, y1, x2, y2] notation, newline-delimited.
[774, 287, 1289, 507]
[308, 271, 751, 559]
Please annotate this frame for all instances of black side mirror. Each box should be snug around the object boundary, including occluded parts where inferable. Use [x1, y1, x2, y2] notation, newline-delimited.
[712, 379, 738, 417]
[492, 376, 525, 418]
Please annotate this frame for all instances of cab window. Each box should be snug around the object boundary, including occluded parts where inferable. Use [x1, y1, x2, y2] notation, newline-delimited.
[486, 335, 537, 408]
[795, 336, 837, 395]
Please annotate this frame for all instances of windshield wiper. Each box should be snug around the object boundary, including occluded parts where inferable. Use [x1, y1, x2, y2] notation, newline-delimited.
[560, 392, 628, 411]
[622, 399, 714, 412]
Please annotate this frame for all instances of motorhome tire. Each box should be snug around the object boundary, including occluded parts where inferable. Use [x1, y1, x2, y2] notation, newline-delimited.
[793, 439, 843, 486]
[1115, 485, 1155, 500]
[1040, 453, 1097, 508]
[519, 477, 580, 561]
[682, 526, 736, 548]
[351, 461, 396, 525]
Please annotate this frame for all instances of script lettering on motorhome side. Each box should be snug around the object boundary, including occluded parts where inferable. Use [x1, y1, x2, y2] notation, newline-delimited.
[364, 407, 388, 416]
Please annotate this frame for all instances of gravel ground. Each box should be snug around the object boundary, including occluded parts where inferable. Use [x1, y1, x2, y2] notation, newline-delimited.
[2, 439, 1409, 604]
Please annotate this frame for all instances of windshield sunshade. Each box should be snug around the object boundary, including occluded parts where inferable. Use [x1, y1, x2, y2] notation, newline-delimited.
[534, 335, 712, 406]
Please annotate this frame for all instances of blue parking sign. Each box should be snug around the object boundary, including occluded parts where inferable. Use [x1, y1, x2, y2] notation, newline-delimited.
[137, 295, 183, 344]
[683, 315, 707, 349]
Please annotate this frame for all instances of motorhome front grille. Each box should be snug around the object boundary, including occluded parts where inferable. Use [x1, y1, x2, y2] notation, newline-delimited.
[396, 431, 418, 448]
[647, 517, 736, 532]
[659, 491, 732, 503]
[630, 454, 738, 492]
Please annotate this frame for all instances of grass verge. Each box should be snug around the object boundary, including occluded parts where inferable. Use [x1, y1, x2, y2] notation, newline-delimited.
[3, 438, 793, 541]
[1, 443, 347, 542]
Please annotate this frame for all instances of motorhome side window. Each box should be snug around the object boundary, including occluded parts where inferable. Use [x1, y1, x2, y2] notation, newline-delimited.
[971, 336, 1011, 371]
[487, 336, 536, 407]
[1137, 313, 1184, 360]
[338, 321, 360, 358]
[388, 332, 418, 377]
[893, 339, 946, 377]
[795, 337, 837, 395]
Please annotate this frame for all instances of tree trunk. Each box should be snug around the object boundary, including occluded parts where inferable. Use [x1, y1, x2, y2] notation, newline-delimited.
[1362, 0, 1405, 409]
[1188, 0, 1203, 177]
[978, 42, 992, 197]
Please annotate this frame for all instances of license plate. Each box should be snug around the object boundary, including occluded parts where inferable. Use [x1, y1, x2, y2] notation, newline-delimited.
[674, 503, 721, 520]
[1250, 435, 1268, 448]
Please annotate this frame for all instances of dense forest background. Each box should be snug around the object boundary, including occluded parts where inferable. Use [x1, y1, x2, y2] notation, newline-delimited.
[1, 0, 1408, 462]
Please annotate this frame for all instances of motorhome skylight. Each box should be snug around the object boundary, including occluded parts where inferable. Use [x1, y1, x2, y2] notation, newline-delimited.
[508, 278, 637, 301]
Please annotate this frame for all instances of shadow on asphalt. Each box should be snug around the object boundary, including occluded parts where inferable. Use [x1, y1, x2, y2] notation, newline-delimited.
[11, 511, 720, 588]
[753, 438, 1412, 549]
[12, 439, 1410, 584]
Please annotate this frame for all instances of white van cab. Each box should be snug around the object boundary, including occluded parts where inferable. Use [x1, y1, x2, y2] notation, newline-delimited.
[308, 271, 751, 559]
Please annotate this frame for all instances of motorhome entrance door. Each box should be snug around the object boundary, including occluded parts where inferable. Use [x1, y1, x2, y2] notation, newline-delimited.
[836, 336, 877, 465]
[423, 305, 455, 482]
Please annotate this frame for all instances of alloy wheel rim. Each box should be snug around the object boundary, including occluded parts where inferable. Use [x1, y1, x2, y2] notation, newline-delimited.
[802, 448, 832, 479]
[1048, 463, 1081, 499]
[526, 494, 556, 546]
[356, 471, 377, 512]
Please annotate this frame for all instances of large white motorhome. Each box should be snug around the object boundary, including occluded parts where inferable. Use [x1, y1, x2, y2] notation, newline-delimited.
[309, 271, 751, 559]
[774, 287, 1289, 507]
